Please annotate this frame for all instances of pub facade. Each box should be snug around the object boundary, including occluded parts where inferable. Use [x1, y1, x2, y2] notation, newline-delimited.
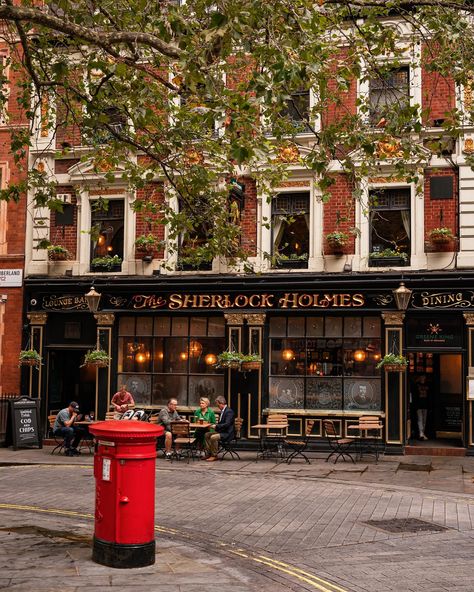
[24, 271, 474, 455]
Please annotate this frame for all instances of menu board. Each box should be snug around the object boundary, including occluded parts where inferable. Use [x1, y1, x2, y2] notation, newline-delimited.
[7, 396, 42, 450]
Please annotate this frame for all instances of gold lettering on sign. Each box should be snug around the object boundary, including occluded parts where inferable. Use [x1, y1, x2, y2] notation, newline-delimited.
[132, 294, 167, 309]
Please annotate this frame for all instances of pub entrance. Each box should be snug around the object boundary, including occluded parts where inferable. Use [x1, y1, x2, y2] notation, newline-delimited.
[407, 352, 464, 447]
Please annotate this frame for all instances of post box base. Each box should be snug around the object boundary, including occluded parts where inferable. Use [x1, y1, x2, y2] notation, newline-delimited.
[93, 537, 155, 568]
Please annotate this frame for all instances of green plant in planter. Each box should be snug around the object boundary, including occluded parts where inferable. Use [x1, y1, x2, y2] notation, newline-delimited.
[135, 234, 158, 252]
[91, 255, 123, 270]
[429, 227, 455, 242]
[240, 354, 263, 363]
[276, 253, 309, 261]
[376, 353, 408, 370]
[240, 353, 263, 371]
[369, 249, 408, 261]
[46, 245, 70, 261]
[216, 351, 243, 369]
[325, 231, 350, 246]
[82, 349, 111, 367]
[18, 349, 42, 367]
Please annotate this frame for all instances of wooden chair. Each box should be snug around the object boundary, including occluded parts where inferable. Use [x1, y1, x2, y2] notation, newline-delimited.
[170, 421, 197, 462]
[48, 414, 65, 455]
[105, 411, 116, 421]
[284, 420, 314, 464]
[219, 417, 244, 460]
[264, 413, 288, 458]
[356, 415, 384, 461]
[323, 419, 355, 464]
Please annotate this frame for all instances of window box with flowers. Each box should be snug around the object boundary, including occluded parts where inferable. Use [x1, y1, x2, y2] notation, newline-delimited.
[275, 253, 308, 269]
[369, 249, 409, 267]
[428, 227, 455, 246]
[91, 255, 123, 272]
[19, 349, 42, 368]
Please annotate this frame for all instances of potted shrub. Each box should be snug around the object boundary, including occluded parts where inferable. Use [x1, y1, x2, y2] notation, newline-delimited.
[428, 227, 455, 245]
[19, 349, 42, 368]
[325, 231, 350, 252]
[369, 249, 409, 267]
[240, 354, 263, 371]
[216, 351, 242, 370]
[275, 253, 309, 269]
[376, 353, 408, 372]
[47, 245, 69, 261]
[135, 234, 158, 257]
[82, 349, 110, 368]
[91, 255, 122, 272]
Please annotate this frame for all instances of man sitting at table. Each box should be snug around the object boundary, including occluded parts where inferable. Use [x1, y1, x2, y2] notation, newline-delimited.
[158, 398, 183, 460]
[203, 396, 235, 462]
[53, 401, 84, 457]
[111, 384, 135, 417]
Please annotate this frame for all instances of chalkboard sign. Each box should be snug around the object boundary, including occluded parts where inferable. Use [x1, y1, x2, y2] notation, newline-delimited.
[7, 396, 42, 450]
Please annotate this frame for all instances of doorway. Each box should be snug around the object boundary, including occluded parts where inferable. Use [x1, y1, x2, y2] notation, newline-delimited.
[47, 350, 97, 417]
[408, 352, 463, 447]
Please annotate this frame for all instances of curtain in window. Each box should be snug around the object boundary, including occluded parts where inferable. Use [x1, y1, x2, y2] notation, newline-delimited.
[273, 215, 286, 253]
[400, 210, 410, 238]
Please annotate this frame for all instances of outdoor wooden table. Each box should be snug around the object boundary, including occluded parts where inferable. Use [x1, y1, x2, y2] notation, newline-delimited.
[252, 423, 289, 460]
[189, 421, 212, 430]
[74, 420, 97, 453]
[347, 422, 384, 461]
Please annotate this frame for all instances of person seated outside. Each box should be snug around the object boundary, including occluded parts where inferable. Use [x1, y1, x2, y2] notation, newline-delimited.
[53, 401, 84, 457]
[193, 397, 216, 451]
[111, 385, 135, 418]
[203, 396, 235, 462]
[158, 398, 183, 460]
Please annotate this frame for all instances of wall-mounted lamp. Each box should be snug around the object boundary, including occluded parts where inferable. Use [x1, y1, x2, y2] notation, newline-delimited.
[393, 282, 412, 311]
[85, 286, 101, 313]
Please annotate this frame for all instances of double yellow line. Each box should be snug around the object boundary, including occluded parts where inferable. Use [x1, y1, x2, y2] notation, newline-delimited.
[0, 503, 348, 592]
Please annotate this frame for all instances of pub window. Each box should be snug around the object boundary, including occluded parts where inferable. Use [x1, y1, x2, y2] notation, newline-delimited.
[272, 192, 310, 268]
[269, 316, 382, 411]
[117, 315, 225, 407]
[82, 106, 128, 144]
[369, 66, 410, 125]
[90, 199, 124, 271]
[369, 188, 410, 267]
[178, 201, 213, 271]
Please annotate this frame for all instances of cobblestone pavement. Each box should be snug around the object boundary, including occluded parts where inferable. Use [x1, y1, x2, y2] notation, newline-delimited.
[1, 448, 474, 591]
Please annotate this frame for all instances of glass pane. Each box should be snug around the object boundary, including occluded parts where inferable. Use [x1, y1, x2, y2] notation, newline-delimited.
[270, 338, 305, 375]
[306, 317, 323, 337]
[307, 338, 343, 376]
[268, 377, 304, 408]
[152, 375, 187, 407]
[154, 316, 171, 336]
[208, 317, 225, 337]
[273, 214, 309, 258]
[190, 317, 207, 336]
[325, 317, 343, 337]
[288, 317, 305, 337]
[344, 378, 381, 411]
[119, 338, 152, 373]
[188, 375, 224, 408]
[188, 338, 225, 374]
[153, 337, 164, 373]
[136, 317, 153, 336]
[343, 339, 381, 376]
[162, 338, 188, 373]
[269, 317, 286, 337]
[172, 317, 189, 336]
[119, 317, 135, 336]
[306, 378, 343, 410]
[370, 210, 410, 256]
[344, 317, 361, 337]
[363, 317, 381, 337]
[119, 374, 152, 406]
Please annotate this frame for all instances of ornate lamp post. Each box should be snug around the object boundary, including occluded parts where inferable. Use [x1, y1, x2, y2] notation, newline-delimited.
[85, 286, 102, 313]
[392, 282, 412, 311]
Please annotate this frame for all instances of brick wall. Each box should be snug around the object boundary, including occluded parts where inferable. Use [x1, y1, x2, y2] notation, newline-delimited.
[424, 168, 457, 253]
[421, 44, 456, 125]
[323, 174, 356, 254]
[135, 183, 165, 258]
[321, 49, 358, 129]
[240, 177, 257, 256]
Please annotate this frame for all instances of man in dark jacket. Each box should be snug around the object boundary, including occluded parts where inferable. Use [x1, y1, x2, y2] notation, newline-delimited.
[203, 396, 235, 462]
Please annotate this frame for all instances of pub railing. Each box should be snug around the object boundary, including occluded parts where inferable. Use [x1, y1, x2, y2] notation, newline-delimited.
[0, 392, 19, 445]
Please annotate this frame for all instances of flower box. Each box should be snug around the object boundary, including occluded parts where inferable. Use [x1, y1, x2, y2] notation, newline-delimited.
[91, 264, 122, 273]
[275, 260, 308, 269]
[369, 256, 408, 268]
[383, 364, 407, 373]
[48, 251, 68, 261]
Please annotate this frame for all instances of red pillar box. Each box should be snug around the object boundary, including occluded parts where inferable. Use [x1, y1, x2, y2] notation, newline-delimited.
[89, 420, 164, 568]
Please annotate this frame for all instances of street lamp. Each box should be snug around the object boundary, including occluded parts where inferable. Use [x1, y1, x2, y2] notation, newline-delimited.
[85, 286, 101, 313]
[392, 282, 412, 311]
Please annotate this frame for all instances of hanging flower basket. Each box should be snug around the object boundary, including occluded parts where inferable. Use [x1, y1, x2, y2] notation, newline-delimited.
[240, 355, 263, 371]
[216, 351, 242, 370]
[82, 349, 110, 368]
[383, 364, 407, 373]
[429, 228, 455, 245]
[18, 349, 42, 368]
[47, 245, 69, 261]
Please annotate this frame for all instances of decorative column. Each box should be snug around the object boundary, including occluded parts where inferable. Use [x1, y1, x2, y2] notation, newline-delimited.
[381, 312, 405, 450]
[223, 313, 245, 412]
[246, 314, 266, 433]
[26, 312, 48, 399]
[464, 313, 474, 451]
[94, 312, 115, 419]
